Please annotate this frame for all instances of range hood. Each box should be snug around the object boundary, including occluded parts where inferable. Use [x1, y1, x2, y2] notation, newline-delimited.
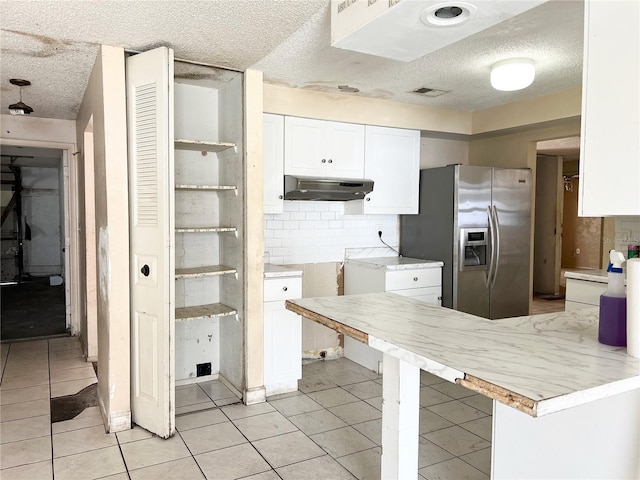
[284, 175, 374, 201]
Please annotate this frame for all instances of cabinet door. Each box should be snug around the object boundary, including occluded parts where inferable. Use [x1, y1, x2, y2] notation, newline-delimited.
[392, 287, 442, 305]
[263, 114, 284, 214]
[326, 122, 365, 179]
[126, 46, 175, 438]
[284, 116, 326, 176]
[263, 301, 302, 389]
[579, 0, 640, 215]
[363, 126, 419, 214]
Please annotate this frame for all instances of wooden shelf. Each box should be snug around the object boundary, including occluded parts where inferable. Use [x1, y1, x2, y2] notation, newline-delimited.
[175, 226, 236, 233]
[175, 139, 236, 153]
[175, 185, 236, 191]
[175, 303, 237, 322]
[175, 265, 236, 279]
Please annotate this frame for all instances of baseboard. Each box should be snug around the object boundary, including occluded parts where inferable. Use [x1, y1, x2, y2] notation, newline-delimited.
[243, 386, 267, 405]
[97, 391, 131, 433]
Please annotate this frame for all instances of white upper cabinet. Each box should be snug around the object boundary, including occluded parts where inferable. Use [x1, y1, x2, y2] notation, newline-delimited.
[579, 0, 640, 216]
[345, 126, 420, 215]
[263, 114, 284, 214]
[284, 116, 365, 179]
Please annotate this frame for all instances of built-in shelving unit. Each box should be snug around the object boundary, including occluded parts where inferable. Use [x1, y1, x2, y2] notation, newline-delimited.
[174, 136, 238, 323]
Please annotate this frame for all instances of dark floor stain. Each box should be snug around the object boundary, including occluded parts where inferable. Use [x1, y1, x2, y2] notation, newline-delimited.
[1, 277, 67, 340]
[50, 383, 99, 423]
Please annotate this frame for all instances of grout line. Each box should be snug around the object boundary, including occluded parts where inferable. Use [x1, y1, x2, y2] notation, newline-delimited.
[47, 339, 55, 478]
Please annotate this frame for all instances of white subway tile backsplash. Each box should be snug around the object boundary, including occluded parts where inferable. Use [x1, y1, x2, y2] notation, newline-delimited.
[264, 201, 399, 264]
[298, 220, 315, 230]
[298, 202, 316, 212]
[283, 221, 299, 230]
[266, 220, 283, 229]
[273, 229, 291, 239]
[313, 203, 330, 212]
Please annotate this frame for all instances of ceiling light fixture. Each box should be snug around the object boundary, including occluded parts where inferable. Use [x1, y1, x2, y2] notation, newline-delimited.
[490, 59, 535, 91]
[8, 79, 34, 115]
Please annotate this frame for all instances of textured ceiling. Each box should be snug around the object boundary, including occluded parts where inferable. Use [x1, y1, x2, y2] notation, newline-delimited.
[0, 0, 584, 120]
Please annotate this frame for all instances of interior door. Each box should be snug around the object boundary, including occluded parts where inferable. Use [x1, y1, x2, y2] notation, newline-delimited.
[126, 46, 175, 438]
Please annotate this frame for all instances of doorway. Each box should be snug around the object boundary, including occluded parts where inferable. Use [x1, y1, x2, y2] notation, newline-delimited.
[532, 136, 609, 306]
[1, 146, 67, 340]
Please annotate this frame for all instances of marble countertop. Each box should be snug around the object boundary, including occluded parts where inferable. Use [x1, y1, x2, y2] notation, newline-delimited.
[345, 256, 444, 270]
[286, 293, 640, 417]
[264, 264, 303, 278]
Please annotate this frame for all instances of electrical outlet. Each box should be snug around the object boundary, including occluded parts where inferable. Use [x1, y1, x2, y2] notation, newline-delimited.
[376, 224, 383, 236]
[196, 362, 211, 377]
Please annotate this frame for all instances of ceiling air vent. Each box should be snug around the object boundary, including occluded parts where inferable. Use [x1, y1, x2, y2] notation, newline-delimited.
[412, 87, 449, 97]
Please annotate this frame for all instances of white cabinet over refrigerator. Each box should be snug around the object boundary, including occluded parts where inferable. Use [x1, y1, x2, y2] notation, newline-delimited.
[344, 256, 443, 372]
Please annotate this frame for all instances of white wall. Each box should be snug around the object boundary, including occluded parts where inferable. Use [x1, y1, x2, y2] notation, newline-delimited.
[21, 166, 63, 276]
[76, 44, 130, 432]
[615, 217, 640, 258]
[420, 137, 469, 168]
[264, 201, 398, 265]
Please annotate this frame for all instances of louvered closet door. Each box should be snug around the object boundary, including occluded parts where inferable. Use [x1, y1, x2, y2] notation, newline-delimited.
[126, 46, 175, 438]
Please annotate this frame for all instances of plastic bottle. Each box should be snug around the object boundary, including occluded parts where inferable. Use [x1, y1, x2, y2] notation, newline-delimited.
[598, 250, 627, 346]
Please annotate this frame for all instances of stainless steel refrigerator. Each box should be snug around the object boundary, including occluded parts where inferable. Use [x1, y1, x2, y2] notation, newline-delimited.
[400, 165, 532, 319]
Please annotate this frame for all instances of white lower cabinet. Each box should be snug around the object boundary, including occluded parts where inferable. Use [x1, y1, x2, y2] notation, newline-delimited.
[344, 257, 443, 372]
[263, 270, 303, 396]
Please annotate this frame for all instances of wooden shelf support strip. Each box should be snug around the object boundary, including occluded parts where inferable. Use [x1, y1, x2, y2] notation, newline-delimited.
[285, 301, 368, 344]
[457, 374, 537, 417]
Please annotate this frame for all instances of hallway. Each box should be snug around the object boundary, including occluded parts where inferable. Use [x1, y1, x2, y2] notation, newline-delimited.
[1, 277, 67, 341]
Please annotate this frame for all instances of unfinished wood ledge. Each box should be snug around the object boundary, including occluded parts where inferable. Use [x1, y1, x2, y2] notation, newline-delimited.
[285, 300, 368, 345]
[457, 374, 538, 417]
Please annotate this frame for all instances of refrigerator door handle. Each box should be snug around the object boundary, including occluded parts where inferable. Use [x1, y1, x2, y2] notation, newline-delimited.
[486, 206, 495, 288]
[491, 206, 501, 289]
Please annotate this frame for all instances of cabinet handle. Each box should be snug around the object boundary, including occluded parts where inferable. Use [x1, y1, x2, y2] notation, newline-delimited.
[278, 195, 283, 199]
[321, 159, 327, 163]
[366, 197, 371, 201]
[328, 159, 333, 164]
[282, 286, 288, 292]
[413, 277, 418, 281]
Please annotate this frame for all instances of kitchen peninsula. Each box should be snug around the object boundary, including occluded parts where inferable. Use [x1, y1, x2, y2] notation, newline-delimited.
[286, 293, 640, 479]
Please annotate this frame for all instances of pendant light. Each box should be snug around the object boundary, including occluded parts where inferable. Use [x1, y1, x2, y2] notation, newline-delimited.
[8, 79, 34, 115]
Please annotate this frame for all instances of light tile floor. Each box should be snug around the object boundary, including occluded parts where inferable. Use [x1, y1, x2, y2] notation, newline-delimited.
[1, 336, 492, 479]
